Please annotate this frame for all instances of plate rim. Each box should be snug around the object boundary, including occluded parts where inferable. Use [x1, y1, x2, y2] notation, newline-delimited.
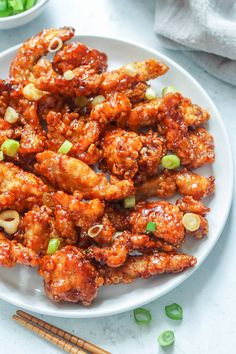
[0, 34, 233, 318]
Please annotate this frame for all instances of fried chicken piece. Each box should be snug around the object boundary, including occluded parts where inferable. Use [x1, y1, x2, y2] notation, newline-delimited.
[105, 204, 131, 231]
[175, 170, 215, 199]
[0, 162, 48, 212]
[0, 81, 46, 157]
[102, 252, 197, 285]
[123, 82, 148, 104]
[90, 92, 131, 126]
[176, 196, 210, 215]
[39, 246, 104, 305]
[99, 59, 168, 95]
[10, 27, 75, 85]
[15, 206, 54, 255]
[136, 170, 177, 199]
[0, 233, 39, 267]
[53, 42, 108, 73]
[100, 129, 165, 182]
[35, 151, 134, 201]
[88, 231, 174, 268]
[136, 170, 215, 200]
[45, 111, 101, 164]
[34, 58, 103, 97]
[130, 201, 185, 246]
[174, 127, 215, 168]
[127, 92, 209, 131]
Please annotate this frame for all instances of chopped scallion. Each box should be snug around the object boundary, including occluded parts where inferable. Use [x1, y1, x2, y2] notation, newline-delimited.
[165, 303, 183, 320]
[1, 139, 20, 157]
[47, 238, 60, 255]
[162, 86, 178, 97]
[124, 195, 135, 208]
[146, 221, 156, 233]
[158, 330, 175, 348]
[134, 308, 152, 325]
[161, 154, 180, 170]
[58, 140, 73, 155]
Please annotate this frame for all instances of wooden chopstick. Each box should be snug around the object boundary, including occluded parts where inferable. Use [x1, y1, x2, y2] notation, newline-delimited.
[13, 310, 111, 354]
[13, 314, 86, 354]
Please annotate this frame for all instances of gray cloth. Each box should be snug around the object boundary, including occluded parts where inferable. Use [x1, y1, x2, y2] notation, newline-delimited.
[154, 0, 236, 86]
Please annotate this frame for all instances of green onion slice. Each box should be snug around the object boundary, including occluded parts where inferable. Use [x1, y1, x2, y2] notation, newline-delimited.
[8, 0, 24, 12]
[58, 140, 73, 155]
[165, 303, 183, 320]
[1, 139, 20, 157]
[25, 0, 36, 10]
[0, 8, 13, 16]
[124, 195, 136, 208]
[47, 238, 60, 255]
[0, 151, 4, 161]
[0, 0, 7, 11]
[162, 86, 178, 97]
[158, 330, 175, 348]
[134, 308, 152, 325]
[146, 221, 156, 233]
[161, 154, 180, 170]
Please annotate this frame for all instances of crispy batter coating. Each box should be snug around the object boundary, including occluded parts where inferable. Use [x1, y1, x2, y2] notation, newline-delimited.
[176, 196, 210, 215]
[53, 42, 108, 73]
[15, 206, 54, 255]
[175, 170, 215, 199]
[88, 231, 174, 268]
[99, 59, 168, 95]
[101, 129, 165, 182]
[0, 162, 48, 212]
[136, 170, 177, 199]
[130, 201, 185, 246]
[39, 246, 104, 305]
[35, 151, 134, 200]
[90, 92, 131, 126]
[136, 170, 215, 200]
[0, 233, 39, 267]
[127, 92, 209, 131]
[10, 27, 75, 85]
[102, 252, 197, 285]
[105, 204, 132, 231]
[0, 81, 46, 157]
[45, 111, 101, 164]
[34, 58, 103, 97]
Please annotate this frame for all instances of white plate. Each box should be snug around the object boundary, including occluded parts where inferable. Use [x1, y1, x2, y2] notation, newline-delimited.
[0, 35, 233, 318]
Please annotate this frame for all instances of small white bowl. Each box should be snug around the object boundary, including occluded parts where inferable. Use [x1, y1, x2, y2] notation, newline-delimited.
[0, 0, 49, 30]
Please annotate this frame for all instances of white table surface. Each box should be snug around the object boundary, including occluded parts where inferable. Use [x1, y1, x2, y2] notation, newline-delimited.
[0, 0, 235, 353]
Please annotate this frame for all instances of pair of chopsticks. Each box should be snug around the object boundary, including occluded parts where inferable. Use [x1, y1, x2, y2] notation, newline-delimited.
[13, 310, 111, 354]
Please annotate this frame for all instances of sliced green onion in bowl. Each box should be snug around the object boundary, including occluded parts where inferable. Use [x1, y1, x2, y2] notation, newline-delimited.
[0, 0, 7, 11]
[124, 195, 136, 208]
[165, 303, 183, 320]
[1, 139, 20, 157]
[161, 154, 180, 170]
[162, 86, 178, 97]
[0, 8, 12, 16]
[146, 221, 156, 233]
[4, 106, 19, 124]
[47, 238, 60, 255]
[145, 87, 156, 100]
[8, 0, 24, 12]
[158, 330, 175, 348]
[88, 224, 104, 238]
[133, 308, 152, 325]
[58, 140, 73, 155]
[25, 0, 36, 10]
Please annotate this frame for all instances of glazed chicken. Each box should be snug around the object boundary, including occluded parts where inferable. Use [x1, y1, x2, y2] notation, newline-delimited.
[0, 27, 216, 307]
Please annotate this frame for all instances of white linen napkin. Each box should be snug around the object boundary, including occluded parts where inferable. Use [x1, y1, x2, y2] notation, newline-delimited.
[154, 0, 236, 85]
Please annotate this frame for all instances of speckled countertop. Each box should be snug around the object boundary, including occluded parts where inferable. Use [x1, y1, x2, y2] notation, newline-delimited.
[0, 1, 236, 353]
